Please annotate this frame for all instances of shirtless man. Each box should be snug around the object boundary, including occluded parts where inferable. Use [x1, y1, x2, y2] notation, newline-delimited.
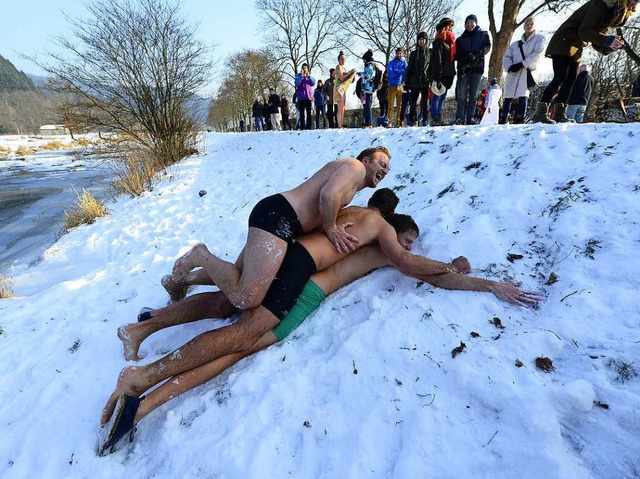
[170, 146, 391, 310]
[100, 213, 540, 454]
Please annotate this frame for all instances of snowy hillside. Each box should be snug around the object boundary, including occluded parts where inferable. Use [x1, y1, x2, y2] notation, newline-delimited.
[0, 123, 639, 478]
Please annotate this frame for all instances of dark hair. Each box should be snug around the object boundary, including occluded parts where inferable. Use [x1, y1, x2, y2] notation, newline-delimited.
[367, 188, 399, 217]
[330, 68, 336, 73]
[396, 47, 404, 53]
[385, 213, 419, 236]
[338, 50, 345, 61]
[356, 146, 391, 162]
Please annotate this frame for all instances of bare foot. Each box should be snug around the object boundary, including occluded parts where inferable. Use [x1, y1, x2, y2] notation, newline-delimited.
[118, 324, 144, 361]
[171, 243, 207, 282]
[101, 367, 147, 426]
[161, 274, 189, 303]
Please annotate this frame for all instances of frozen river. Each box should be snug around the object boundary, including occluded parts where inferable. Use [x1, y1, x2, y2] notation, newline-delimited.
[0, 149, 110, 273]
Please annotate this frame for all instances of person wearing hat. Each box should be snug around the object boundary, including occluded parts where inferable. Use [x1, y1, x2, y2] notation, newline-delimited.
[454, 14, 491, 125]
[534, 0, 638, 123]
[430, 17, 456, 126]
[480, 77, 502, 125]
[357, 49, 377, 127]
[405, 31, 432, 126]
[500, 16, 546, 124]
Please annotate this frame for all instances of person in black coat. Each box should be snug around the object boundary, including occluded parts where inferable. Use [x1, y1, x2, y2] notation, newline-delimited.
[454, 14, 491, 124]
[405, 31, 431, 126]
[566, 64, 594, 123]
[252, 99, 264, 131]
[280, 97, 292, 130]
[430, 17, 456, 126]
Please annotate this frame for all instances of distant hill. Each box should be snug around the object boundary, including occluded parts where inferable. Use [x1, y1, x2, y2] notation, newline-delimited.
[0, 55, 58, 134]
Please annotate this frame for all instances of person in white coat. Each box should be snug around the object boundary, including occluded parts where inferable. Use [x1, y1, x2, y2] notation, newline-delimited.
[499, 17, 546, 124]
[480, 78, 502, 125]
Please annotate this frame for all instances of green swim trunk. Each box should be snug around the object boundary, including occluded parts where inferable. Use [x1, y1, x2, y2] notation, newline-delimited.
[271, 279, 326, 341]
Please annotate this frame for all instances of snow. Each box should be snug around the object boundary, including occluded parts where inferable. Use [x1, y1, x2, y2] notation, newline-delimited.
[1, 123, 639, 478]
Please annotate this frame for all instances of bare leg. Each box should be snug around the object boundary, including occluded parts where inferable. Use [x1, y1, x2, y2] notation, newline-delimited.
[118, 292, 238, 361]
[103, 306, 279, 424]
[171, 230, 287, 309]
[133, 332, 278, 424]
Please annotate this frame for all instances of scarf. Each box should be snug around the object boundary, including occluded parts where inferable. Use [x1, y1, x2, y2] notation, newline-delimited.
[437, 30, 456, 63]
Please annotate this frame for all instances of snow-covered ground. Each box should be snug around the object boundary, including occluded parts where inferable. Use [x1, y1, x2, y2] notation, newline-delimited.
[0, 124, 638, 478]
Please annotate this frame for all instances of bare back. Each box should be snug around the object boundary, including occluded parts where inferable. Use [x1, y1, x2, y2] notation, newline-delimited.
[281, 158, 366, 232]
[298, 206, 388, 271]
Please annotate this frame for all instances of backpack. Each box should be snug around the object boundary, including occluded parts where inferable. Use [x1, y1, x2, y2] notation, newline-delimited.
[355, 77, 363, 99]
[373, 64, 384, 90]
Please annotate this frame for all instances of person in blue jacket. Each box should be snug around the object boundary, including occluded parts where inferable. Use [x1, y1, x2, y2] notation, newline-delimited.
[358, 49, 377, 127]
[314, 79, 328, 129]
[386, 47, 407, 127]
[454, 14, 491, 125]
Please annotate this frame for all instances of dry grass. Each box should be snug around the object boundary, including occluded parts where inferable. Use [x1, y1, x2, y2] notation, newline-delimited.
[60, 189, 109, 235]
[0, 274, 15, 299]
[42, 141, 70, 151]
[108, 147, 161, 197]
[15, 145, 36, 156]
[0, 146, 10, 157]
[73, 138, 91, 147]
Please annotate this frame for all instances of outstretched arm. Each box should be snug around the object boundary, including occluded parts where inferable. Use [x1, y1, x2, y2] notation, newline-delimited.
[419, 273, 542, 309]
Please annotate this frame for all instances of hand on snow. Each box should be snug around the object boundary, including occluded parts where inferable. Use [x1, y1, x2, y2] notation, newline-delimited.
[491, 281, 543, 309]
[451, 256, 471, 274]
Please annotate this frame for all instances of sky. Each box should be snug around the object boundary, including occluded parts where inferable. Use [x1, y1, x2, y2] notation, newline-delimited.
[0, 122, 639, 477]
[0, 0, 567, 95]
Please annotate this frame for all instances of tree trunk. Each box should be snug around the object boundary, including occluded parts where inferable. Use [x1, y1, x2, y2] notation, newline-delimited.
[487, 0, 519, 86]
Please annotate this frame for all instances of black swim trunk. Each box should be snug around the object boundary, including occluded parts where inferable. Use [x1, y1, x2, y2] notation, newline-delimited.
[248, 194, 303, 245]
[262, 241, 317, 320]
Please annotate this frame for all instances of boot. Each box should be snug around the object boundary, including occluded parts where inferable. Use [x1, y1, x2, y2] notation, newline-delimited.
[532, 102, 555, 124]
[513, 116, 525, 125]
[551, 103, 574, 123]
[498, 115, 507, 125]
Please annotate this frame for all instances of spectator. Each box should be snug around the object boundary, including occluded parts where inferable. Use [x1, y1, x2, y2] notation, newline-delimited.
[455, 14, 491, 125]
[386, 47, 408, 127]
[262, 97, 272, 130]
[430, 17, 456, 127]
[325, 69, 337, 128]
[400, 88, 411, 126]
[633, 74, 640, 97]
[534, 0, 637, 123]
[334, 51, 357, 128]
[295, 63, 316, 130]
[480, 77, 502, 125]
[358, 49, 377, 127]
[280, 97, 292, 130]
[377, 71, 389, 118]
[314, 79, 328, 129]
[292, 92, 300, 129]
[406, 31, 431, 126]
[268, 88, 282, 131]
[500, 16, 545, 124]
[566, 64, 594, 123]
[252, 99, 264, 131]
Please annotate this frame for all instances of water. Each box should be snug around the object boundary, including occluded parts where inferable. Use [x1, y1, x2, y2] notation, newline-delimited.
[0, 149, 111, 273]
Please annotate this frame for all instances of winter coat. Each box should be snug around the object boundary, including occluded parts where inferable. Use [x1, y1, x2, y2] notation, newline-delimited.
[268, 94, 281, 114]
[294, 73, 316, 101]
[406, 45, 431, 88]
[430, 37, 456, 89]
[386, 57, 408, 87]
[455, 26, 491, 74]
[377, 73, 388, 103]
[502, 32, 546, 99]
[358, 61, 376, 94]
[568, 70, 595, 105]
[314, 86, 327, 107]
[480, 84, 502, 126]
[546, 0, 633, 62]
[324, 77, 335, 104]
[251, 101, 263, 118]
[280, 97, 290, 115]
[633, 75, 640, 97]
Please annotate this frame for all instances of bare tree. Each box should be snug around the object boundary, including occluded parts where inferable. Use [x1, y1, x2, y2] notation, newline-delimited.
[209, 49, 289, 130]
[486, 0, 580, 84]
[256, 0, 338, 79]
[35, 0, 213, 165]
[337, 0, 460, 65]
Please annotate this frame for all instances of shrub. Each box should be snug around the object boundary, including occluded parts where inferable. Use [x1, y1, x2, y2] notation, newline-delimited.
[0, 146, 10, 157]
[15, 146, 36, 156]
[0, 274, 15, 299]
[108, 147, 164, 197]
[60, 189, 108, 235]
[42, 141, 70, 150]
